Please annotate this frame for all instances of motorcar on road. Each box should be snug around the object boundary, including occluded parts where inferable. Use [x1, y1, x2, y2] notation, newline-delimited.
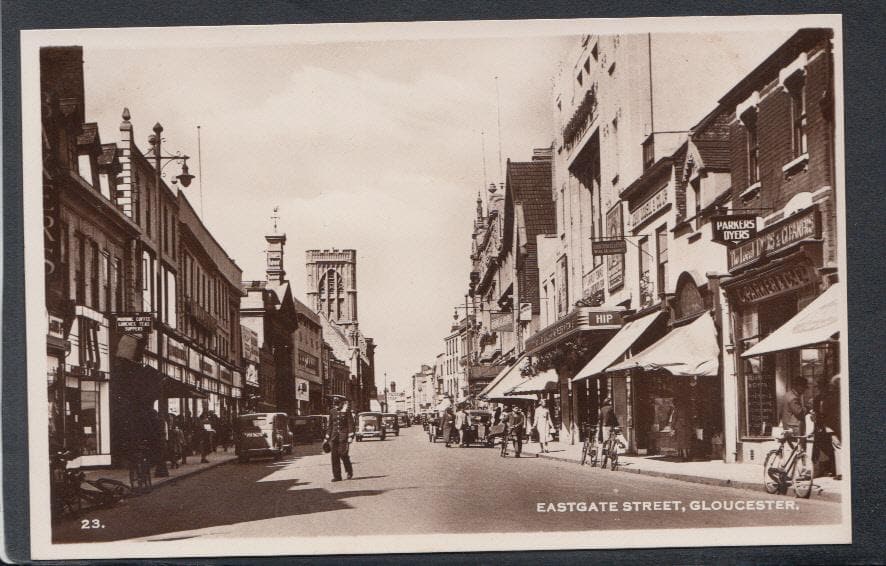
[235, 413, 293, 463]
[382, 413, 400, 436]
[355, 412, 386, 441]
[289, 415, 327, 444]
[396, 411, 411, 427]
[461, 409, 495, 447]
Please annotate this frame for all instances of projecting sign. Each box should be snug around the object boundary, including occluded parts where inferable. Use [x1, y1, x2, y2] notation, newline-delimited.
[114, 313, 153, 335]
[519, 303, 533, 322]
[711, 214, 758, 246]
[592, 239, 627, 256]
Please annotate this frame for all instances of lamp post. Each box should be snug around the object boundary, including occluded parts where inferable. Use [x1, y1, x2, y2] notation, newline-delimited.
[146, 122, 195, 477]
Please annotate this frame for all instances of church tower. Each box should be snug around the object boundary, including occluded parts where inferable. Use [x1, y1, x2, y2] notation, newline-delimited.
[265, 207, 286, 284]
[306, 249, 358, 325]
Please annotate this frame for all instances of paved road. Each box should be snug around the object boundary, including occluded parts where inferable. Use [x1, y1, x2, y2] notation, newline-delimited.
[53, 426, 841, 543]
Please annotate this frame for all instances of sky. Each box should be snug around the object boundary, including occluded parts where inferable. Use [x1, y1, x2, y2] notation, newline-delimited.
[74, 20, 798, 390]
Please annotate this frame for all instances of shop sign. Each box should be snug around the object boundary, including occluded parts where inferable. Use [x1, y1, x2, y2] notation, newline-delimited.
[712, 214, 758, 246]
[233, 370, 244, 388]
[733, 264, 816, 305]
[490, 311, 513, 333]
[44, 183, 61, 284]
[115, 313, 153, 335]
[200, 356, 217, 379]
[629, 185, 668, 228]
[592, 239, 627, 256]
[241, 325, 260, 363]
[165, 336, 188, 366]
[245, 363, 260, 387]
[606, 204, 626, 290]
[518, 302, 533, 322]
[728, 208, 820, 270]
[525, 307, 622, 353]
[48, 315, 66, 340]
[295, 378, 310, 402]
[219, 364, 233, 384]
[582, 264, 605, 301]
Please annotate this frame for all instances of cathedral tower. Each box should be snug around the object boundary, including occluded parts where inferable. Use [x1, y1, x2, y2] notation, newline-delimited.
[306, 249, 357, 325]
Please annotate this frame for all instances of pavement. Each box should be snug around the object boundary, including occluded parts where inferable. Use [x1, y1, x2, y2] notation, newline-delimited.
[53, 426, 842, 545]
[521, 439, 843, 502]
[81, 448, 238, 489]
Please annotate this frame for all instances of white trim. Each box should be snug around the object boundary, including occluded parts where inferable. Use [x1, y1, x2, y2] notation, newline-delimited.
[735, 90, 760, 125]
[781, 152, 809, 177]
[738, 181, 761, 201]
[778, 52, 808, 89]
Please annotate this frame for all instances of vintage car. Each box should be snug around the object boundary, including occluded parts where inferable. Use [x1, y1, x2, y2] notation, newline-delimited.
[289, 415, 327, 444]
[235, 413, 293, 463]
[396, 411, 411, 427]
[355, 412, 386, 441]
[381, 413, 400, 436]
[462, 409, 495, 447]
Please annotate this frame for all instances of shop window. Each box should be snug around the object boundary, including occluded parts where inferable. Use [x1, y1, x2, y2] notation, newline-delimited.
[79, 381, 101, 455]
[75, 236, 85, 304]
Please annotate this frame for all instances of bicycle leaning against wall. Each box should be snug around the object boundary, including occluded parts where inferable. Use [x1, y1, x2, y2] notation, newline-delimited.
[580, 423, 599, 467]
[762, 429, 814, 498]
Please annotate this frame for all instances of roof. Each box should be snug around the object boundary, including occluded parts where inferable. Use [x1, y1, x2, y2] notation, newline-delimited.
[293, 296, 321, 327]
[503, 159, 556, 249]
[692, 138, 730, 171]
[319, 312, 353, 364]
[177, 191, 243, 290]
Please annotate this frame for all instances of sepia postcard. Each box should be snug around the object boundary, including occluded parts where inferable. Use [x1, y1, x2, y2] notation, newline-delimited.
[20, 13, 849, 560]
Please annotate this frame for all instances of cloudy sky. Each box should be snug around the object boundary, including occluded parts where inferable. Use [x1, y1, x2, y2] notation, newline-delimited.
[72, 20, 798, 389]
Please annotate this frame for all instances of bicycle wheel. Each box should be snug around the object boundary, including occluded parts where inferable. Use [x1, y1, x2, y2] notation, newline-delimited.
[609, 447, 619, 471]
[589, 442, 599, 468]
[762, 449, 783, 494]
[580, 441, 589, 466]
[792, 452, 813, 499]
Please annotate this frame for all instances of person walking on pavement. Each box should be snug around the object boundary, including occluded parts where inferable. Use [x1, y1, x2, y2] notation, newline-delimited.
[442, 407, 456, 447]
[533, 400, 554, 453]
[198, 411, 214, 463]
[493, 405, 502, 426]
[325, 396, 354, 481]
[508, 406, 526, 457]
[455, 405, 469, 447]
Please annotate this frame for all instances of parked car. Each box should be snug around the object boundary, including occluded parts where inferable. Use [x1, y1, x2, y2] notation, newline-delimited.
[381, 413, 400, 436]
[235, 413, 293, 463]
[355, 412, 386, 441]
[289, 415, 327, 444]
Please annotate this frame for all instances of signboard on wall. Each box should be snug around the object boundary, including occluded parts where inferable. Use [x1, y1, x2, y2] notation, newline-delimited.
[518, 303, 533, 322]
[711, 214, 759, 246]
[629, 185, 668, 228]
[489, 311, 514, 332]
[727, 207, 820, 270]
[606, 203, 625, 290]
[592, 239, 627, 256]
[295, 378, 310, 402]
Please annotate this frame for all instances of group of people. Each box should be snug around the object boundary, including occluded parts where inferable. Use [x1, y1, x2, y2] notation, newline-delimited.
[781, 373, 842, 479]
[132, 408, 233, 478]
[489, 400, 555, 457]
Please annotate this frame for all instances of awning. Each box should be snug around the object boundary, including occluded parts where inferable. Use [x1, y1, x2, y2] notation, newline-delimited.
[161, 376, 209, 399]
[607, 312, 719, 377]
[572, 311, 664, 382]
[507, 369, 559, 395]
[434, 397, 452, 412]
[742, 283, 841, 357]
[479, 356, 536, 401]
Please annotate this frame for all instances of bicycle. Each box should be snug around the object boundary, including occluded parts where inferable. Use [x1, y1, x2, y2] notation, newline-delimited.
[128, 440, 153, 495]
[499, 428, 511, 457]
[763, 429, 814, 498]
[580, 424, 599, 467]
[600, 426, 625, 471]
[51, 450, 130, 520]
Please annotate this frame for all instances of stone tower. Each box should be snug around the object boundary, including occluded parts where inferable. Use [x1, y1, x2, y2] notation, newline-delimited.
[306, 249, 357, 325]
[265, 208, 286, 284]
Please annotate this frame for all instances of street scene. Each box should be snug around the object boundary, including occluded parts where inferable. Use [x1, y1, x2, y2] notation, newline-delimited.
[28, 14, 848, 558]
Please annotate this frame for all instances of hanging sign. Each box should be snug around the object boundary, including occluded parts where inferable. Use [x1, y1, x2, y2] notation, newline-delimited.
[592, 239, 627, 256]
[114, 313, 153, 335]
[711, 214, 758, 246]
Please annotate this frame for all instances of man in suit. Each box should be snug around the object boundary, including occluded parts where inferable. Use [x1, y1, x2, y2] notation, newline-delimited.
[324, 396, 354, 481]
[508, 406, 526, 457]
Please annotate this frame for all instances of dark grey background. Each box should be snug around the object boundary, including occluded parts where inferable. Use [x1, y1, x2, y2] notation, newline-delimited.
[3, 1, 884, 563]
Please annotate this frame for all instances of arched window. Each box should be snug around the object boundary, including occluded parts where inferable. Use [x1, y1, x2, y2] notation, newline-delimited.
[318, 269, 345, 320]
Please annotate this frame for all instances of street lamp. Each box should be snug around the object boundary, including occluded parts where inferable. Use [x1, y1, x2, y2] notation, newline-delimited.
[146, 122, 195, 188]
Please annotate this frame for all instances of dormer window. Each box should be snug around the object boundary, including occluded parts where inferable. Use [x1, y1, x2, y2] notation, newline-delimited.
[642, 136, 655, 171]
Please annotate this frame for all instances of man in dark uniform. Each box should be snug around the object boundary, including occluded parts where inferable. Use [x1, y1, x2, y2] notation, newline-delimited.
[324, 396, 354, 481]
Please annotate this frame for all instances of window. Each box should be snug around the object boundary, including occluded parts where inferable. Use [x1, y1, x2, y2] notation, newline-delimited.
[90, 241, 99, 309]
[101, 251, 111, 312]
[788, 77, 808, 158]
[642, 137, 655, 171]
[638, 237, 652, 306]
[75, 235, 86, 303]
[145, 185, 152, 238]
[745, 110, 760, 185]
[114, 258, 123, 312]
[656, 226, 668, 295]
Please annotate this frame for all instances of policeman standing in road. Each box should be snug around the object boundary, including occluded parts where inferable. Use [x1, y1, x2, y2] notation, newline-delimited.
[324, 395, 354, 482]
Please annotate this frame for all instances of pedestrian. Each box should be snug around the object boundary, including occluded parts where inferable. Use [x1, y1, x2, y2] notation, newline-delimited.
[492, 405, 502, 426]
[198, 411, 214, 463]
[442, 407, 455, 447]
[598, 397, 619, 460]
[169, 416, 184, 469]
[455, 405, 469, 447]
[508, 406, 526, 457]
[147, 408, 170, 478]
[324, 396, 354, 481]
[533, 399, 554, 453]
[208, 411, 221, 452]
[812, 373, 841, 479]
[780, 378, 810, 438]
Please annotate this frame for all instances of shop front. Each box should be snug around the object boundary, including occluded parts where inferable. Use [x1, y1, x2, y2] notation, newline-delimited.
[720, 206, 837, 463]
[523, 307, 624, 444]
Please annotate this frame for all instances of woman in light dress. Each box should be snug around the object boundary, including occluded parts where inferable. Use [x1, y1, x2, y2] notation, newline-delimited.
[533, 400, 554, 453]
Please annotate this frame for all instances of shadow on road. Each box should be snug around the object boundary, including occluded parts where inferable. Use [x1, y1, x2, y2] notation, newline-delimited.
[52, 454, 387, 543]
